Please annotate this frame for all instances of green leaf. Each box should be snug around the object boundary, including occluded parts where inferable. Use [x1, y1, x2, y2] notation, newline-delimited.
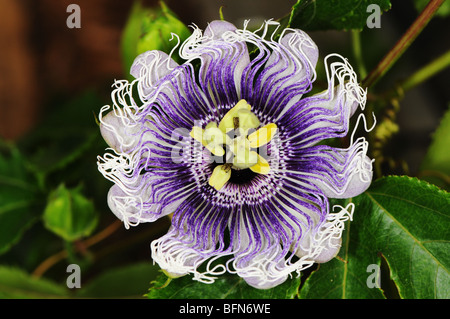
[419, 105, 450, 190]
[300, 176, 450, 299]
[147, 272, 301, 299]
[288, 0, 392, 31]
[121, 1, 191, 77]
[76, 262, 161, 298]
[0, 266, 68, 298]
[298, 199, 386, 299]
[18, 90, 104, 178]
[43, 184, 98, 242]
[0, 145, 42, 255]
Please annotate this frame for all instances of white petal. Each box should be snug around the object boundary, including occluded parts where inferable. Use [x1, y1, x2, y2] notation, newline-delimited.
[318, 162, 373, 199]
[203, 20, 238, 40]
[294, 203, 353, 263]
[100, 109, 155, 153]
[313, 237, 342, 263]
[271, 29, 319, 88]
[107, 184, 152, 227]
[295, 232, 342, 263]
[130, 50, 179, 98]
[151, 226, 225, 283]
[230, 212, 290, 289]
[283, 54, 367, 146]
[314, 144, 373, 199]
[203, 20, 251, 87]
[181, 20, 251, 100]
[106, 177, 189, 228]
[243, 267, 288, 289]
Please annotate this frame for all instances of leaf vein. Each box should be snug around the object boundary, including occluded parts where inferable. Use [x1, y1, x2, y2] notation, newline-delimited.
[366, 193, 449, 276]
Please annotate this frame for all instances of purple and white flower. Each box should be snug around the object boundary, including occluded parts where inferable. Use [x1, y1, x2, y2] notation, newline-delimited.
[97, 20, 373, 289]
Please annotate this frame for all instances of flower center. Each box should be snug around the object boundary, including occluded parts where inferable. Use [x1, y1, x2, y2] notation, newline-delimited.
[190, 100, 277, 191]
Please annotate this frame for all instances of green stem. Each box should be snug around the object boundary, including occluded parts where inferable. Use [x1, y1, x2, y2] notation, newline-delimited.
[351, 30, 367, 79]
[64, 240, 79, 264]
[32, 220, 122, 278]
[399, 49, 450, 92]
[362, 0, 444, 88]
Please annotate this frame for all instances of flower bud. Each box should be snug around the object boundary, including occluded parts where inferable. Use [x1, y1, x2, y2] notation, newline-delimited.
[121, 1, 190, 77]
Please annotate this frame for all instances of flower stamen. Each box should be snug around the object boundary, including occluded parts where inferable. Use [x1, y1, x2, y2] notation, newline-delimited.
[190, 99, 277, 190]
[190, 125, 228, 157]
[249, 153, 270, 174]
[208, 164, 232, 191]
[247, 123, 278, 148]
[218, 99, 255, 133]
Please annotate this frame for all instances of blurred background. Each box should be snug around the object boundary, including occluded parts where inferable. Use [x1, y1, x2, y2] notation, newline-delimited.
[0, 0, 295, 140]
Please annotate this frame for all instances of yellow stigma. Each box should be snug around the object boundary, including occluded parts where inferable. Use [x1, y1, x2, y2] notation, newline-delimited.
[190, 99, 277, 191]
